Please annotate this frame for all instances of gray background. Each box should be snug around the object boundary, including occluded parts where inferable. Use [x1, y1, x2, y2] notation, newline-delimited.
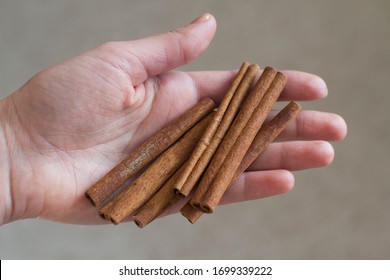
[1, 0, 389, 259]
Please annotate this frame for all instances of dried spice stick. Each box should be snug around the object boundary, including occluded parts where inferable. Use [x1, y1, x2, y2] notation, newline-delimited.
[132, 164, 186, 228]
[238, 101, 301, 170]
[85, 98, 215, 207]
[180, 202, 202, 224]
[198, 72, 287, 213]
[99, 113, 213, 224]
[171, 62, 256, 194]
[174, 63, 260, 197]
[181, 101, 301, 223]
[185, 66, 277, 202]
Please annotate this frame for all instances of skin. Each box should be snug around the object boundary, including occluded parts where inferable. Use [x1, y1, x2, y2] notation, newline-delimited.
[0, 13, 347, 225]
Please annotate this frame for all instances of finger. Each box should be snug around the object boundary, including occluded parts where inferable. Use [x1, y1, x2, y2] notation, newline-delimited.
[279, 70, 328, 101]
[188, 69, 328, 104]
[248, 140, 334, 171]
[109, 13, 216, 86]
[220, 169, 295, 205]
[267, 110, 348, 141]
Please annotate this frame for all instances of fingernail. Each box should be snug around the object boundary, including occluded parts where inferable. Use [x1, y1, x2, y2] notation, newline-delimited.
[191, 13, 212, 25]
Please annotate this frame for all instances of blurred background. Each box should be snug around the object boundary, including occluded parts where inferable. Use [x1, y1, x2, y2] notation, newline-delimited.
[0, 0, 389, 259]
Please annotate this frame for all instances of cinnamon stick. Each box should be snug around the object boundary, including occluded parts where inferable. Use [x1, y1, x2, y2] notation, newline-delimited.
[173, 63, 260, 197]
[132, 164, 186, 228]
[184, 67, 277, 202]
[99, 112, 213, 224]
[198, 72, 287, 213]
[238, 101, 301, 171]
[181, 101, 301, 223]
[180, 202, 202, 224]
[85, 98, 215, 207]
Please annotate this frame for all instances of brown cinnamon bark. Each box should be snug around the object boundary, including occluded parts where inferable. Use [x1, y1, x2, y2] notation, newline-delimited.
[99, 113, 213, 224]
[180, 202, 202, 224]
[181, 101, 301, 222]
[238, 101, 301, 171]
[132, 164, 185, 228]
[173, 63, 260, 197]
[85, 98, 215, 207]
[186, 67, 277, 203]
[198, 72, 287, 213]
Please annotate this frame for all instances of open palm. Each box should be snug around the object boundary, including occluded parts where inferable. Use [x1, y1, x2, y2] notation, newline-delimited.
[0, 14, 346, 225]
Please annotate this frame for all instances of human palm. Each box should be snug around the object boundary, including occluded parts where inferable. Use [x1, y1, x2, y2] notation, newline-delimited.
[0, 14, 346, 225]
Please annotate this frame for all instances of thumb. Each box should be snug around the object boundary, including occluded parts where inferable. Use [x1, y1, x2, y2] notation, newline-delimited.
[109, 13, 217, 85]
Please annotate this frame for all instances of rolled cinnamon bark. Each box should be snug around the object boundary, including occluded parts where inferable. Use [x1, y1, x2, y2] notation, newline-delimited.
[99, 112, 213, 224]
[238, 101, 301, 170]
[198, 72, 287, 213]
[132, 164, 185, 228]
[172, 62, 259, 196]
[85, 98, 215, 207]
[186, 66, 277, 203]
[180, 202, 202, 224]
[181, 101, 301, 222]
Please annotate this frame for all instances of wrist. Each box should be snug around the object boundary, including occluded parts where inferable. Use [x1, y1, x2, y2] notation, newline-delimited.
[0, 98, 12, 225]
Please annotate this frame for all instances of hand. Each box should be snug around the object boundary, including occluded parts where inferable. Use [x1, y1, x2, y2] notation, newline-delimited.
[0, 13, 346, 225]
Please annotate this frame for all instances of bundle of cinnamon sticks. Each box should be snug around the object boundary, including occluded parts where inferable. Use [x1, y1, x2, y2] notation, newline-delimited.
[85, 62, 301, 228]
